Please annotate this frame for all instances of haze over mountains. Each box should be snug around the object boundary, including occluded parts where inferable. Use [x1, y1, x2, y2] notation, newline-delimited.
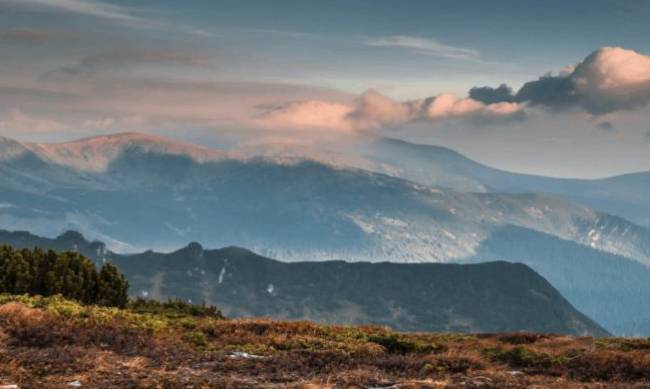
[1, 132, 650, 335]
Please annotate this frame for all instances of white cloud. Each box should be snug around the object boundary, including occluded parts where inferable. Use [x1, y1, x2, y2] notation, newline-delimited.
[365, 35, 480, 61]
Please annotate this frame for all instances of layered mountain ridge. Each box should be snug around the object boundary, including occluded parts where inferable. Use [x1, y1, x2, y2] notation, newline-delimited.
[1, 132, 650, 334]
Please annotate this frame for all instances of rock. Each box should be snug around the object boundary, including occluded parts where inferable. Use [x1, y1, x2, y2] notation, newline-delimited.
[227, 351, 264, 359]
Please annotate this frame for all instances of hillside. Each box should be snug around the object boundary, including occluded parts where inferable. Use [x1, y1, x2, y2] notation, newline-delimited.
[1, 133, 649, 266]
[363, 137, 650, 228]
[469, 226, 650, 335]
[0, 231, 607, 336]
[0, 294, 645, 388]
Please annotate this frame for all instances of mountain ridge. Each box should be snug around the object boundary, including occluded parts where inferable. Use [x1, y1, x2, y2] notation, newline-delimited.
[1, 133, 649, 264]
[363, 137, 650, 228]
[0, 229, 608, 336]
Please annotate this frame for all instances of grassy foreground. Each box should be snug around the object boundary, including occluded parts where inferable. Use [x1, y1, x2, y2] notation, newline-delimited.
[0, 295, 649, 388]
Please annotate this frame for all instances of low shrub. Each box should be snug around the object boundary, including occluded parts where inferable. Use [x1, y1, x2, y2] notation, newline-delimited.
[368, 333, 443, 355]
[128, 297, 223, 319]
[484, 345, 552, 368]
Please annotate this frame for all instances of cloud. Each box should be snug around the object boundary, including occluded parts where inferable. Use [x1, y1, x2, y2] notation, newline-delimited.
[0, 108, 67, 134]
[571, 47, 650, 113]
[0, 28, 76, 44]
[468, 84, 516, 104]
[256, 101, 354, 131]
[487, 47, 650, 115]
[515, 73, 578, 109]
[257, 89, 524, 131]
[365, 35, 480, 61]
[48, 50, 210, 79]
[0, 75, 356, 135]
[347, 89, 420, 128]
[595, 121, 615, 132]
[0, 0, 210, 35]
[0, 0, 138, 22]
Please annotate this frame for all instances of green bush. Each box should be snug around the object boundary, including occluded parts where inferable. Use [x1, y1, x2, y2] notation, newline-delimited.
[0, 245, 129, 307]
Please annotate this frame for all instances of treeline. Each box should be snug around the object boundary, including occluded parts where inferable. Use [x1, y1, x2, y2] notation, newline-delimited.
[0, 245, 129, 308]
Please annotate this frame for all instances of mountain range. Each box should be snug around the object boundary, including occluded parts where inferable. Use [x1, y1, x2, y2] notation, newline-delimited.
[0, 229, 608, 336]
[360, 137, 650, 229]
[0, 132, 649, 334]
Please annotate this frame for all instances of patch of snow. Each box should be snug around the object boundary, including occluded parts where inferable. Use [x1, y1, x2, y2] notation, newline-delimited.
[442, 230, 457, 240]
[266, 284, 275, 294]
[381, 216, 408, 227]
[525, 207, 544, 219]
[228, 351, 265, 359]
[218, 267, 226, 284]
[589, 231, 601, 248]
[346, 214, 375, 234]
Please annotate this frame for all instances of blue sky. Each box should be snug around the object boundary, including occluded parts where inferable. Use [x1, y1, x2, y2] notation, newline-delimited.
[5, 0, 650, 96]
[126, 0, 650, 94]
[1, 0, 650, 177]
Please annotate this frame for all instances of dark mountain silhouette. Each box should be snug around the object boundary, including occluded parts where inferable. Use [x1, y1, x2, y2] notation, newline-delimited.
[0, 229, 608, 336]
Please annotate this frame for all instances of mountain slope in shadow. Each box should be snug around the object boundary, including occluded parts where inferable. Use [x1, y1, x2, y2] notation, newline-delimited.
[0, 229, 608, 336]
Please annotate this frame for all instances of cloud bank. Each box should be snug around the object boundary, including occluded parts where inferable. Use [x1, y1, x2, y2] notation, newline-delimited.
[260, 46, 650, 132]
[258, 89, 524, 131]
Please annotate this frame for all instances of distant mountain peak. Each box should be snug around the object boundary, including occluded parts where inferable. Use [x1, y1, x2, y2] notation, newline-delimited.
[56, 230, 87, 243]
[178, 242, 204, 258]
[22, 132, 227, 172]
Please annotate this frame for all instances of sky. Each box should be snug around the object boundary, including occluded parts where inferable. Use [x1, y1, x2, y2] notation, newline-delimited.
[1, 0, 650, 178]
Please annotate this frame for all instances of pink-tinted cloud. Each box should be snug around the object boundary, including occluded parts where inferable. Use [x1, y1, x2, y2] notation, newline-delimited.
[513, 47, 650, 114]
[572, 47, 650, 113]
[257, 89, 525, 131]
[0, 108, 67, 134]
[257, 100, 354, 131]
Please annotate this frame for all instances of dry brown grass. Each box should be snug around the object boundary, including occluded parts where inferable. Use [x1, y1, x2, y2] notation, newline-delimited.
[0, 297, 649, 388]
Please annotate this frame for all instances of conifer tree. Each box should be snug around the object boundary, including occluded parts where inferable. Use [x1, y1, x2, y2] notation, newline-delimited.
[0, 245, 130, 307]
